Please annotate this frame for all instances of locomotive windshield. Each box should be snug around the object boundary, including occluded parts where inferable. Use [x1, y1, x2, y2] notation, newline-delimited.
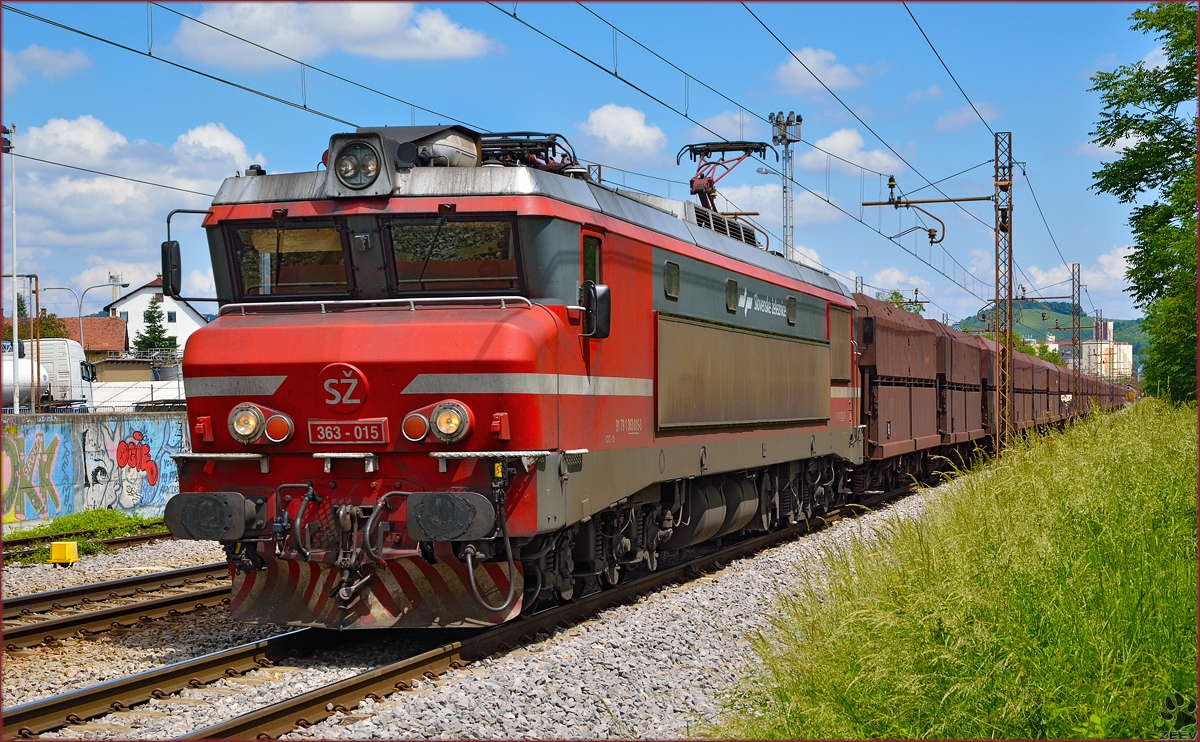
[233, 225, 348, 296]
[388, 219, 518, 293]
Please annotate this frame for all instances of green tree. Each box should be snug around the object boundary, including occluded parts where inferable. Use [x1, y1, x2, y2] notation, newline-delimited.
[1089, 3, 1196, 401]
[874, 289, 925, 315]
[133, 301, 177, 351]
[1035, 344, 1065, 367]
[4, 311, 72, 341]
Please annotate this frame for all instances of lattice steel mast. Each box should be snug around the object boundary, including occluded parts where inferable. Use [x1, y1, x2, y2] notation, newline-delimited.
[1071, 262, 1081, 417]
[993, 132, 1014, 451]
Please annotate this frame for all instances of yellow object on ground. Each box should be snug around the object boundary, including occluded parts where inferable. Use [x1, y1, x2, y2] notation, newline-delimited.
[49, 541, 80, 566]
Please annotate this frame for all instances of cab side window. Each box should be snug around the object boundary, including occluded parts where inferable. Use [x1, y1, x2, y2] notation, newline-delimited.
[583, 235, 602, 285]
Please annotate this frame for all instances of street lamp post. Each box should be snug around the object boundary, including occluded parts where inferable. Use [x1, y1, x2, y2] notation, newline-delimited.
[43, 280, 129, 359]
[4, 124, 17, 411]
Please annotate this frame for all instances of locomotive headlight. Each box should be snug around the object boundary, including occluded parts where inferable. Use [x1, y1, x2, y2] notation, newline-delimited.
[334, 141, 380, 189]
[229, 403, 265, 444]
[431, 401, 470, 443]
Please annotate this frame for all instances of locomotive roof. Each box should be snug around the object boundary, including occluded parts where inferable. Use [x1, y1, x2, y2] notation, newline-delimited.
[212, 167, 850, 299]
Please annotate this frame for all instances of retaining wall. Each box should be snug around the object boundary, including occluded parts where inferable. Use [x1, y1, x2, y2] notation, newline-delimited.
[2, 412, 190, 527]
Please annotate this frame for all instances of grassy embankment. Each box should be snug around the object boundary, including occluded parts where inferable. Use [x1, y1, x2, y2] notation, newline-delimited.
[715, 400, 1196, 739]
[3, 510, 165, 564]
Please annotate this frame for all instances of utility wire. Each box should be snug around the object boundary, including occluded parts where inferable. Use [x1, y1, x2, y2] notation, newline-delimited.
[575, 2, 889, 177]
[492, 2, 988, 299]
[2, 4, 358, 127]
[897, 3, 1082, 311]
[901, 3, 995, 136]
[148, 2, 485, 131]
[7, 1, 957, 304]
[901, 158, 992, 196]
[1018, 166, 1071, 271]
[9, 153, 216, 196]
[741, 2, 993, 238]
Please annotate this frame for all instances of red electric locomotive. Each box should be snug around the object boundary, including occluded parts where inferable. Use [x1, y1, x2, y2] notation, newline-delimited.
[164, 125, 1116, 631]
[164, 127, 863, 629]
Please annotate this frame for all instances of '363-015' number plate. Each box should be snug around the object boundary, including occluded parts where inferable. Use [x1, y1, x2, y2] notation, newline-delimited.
[308, 418, 389, 445]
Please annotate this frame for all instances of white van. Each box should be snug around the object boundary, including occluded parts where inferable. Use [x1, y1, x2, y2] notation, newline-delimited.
[17, 338, 95, 407]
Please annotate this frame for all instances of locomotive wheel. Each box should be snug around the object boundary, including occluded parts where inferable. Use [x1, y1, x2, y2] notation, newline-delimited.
[556, 577, 586, 602]
[599, 562, 623, 588]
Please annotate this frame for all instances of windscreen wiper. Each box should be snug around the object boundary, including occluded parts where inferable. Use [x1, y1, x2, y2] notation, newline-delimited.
[415, 203, 457, 290]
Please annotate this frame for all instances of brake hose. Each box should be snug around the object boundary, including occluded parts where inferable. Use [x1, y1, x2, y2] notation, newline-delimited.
[362, 491, 407, 563]
[463, 492, 519, 614]
[292, 489, 323, 561]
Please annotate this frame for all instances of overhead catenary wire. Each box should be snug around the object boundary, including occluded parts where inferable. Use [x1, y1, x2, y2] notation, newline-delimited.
[740, 2, 994, 238]
[491, 2, 989, 300]
[901, 3, 995, 136]
[9, 153, 216, 197]
[2, 4, 358, 128]
[575, 2, 890, 177]
[147, 2, 486, 132]
[8, 1, 968, 308]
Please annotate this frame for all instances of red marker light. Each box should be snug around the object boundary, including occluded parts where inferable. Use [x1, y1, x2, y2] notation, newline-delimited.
[402, 413, 429, 442]
[264, 414, 293, 443]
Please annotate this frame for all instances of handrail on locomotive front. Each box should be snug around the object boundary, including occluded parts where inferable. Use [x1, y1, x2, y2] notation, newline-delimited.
[218, 295, 535, 316]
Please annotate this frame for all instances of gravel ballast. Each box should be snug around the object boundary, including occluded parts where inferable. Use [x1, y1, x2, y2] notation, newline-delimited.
[2, 539, 224, 597]
[13, 485, 942, 739]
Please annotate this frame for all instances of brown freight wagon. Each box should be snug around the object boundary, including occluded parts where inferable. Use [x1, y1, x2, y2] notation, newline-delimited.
[854, 293, 938, 459]
[925, 319, 985, 444]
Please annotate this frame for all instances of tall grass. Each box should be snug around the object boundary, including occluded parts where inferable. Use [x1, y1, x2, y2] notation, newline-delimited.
[715, 400, 1197, 739]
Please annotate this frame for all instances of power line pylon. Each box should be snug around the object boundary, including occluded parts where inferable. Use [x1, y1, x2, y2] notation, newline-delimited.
[994, 132, 1014, 452]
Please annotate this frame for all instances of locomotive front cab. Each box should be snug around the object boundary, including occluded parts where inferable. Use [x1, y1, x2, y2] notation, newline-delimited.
[163, 127, 616, 628]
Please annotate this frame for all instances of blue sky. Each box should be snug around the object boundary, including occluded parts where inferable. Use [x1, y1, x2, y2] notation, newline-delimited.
[1, 2, 1157, 326]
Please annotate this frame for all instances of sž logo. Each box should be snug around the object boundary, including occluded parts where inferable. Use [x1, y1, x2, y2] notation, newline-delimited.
[317, 363, 369, 414]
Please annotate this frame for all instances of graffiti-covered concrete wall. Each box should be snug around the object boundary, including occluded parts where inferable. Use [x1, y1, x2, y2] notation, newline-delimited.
[2, 412, 189, 526]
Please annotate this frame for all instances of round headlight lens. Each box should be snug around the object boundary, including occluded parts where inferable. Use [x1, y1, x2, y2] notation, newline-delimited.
[334, 141, 381, 189]
[431, 402, 469, 442]
[229, 404, 265, 443]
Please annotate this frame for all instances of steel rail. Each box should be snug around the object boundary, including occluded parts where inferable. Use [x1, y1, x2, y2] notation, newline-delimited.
[184, 486, 912, 739]
[3, 586, 231, 650]
[2, 520, 165, 548]
[3, 531, 176, 560]
[4, 630, 313, 738]
[2, 525, 174, 559]
[3, 563, 228, 621]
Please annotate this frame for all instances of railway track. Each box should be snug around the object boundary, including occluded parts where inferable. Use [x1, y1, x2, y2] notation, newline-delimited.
[4, 487, 909, 739]
[2, 526, 175, 561]
[2, 563, 230, 650]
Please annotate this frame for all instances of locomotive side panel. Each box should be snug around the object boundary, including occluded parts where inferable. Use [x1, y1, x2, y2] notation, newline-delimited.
[657, 316, 830, 429]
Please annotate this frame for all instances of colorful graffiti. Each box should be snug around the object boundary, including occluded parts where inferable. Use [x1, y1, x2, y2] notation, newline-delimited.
[2, 413, 188, 524]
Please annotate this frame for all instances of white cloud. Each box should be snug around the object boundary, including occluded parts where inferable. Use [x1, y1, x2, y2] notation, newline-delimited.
[688, 111, 763, 142]
[172, 3, 495, 72]
[3, 116, 262, 312]
[775, 48, 862, 94]
[1076, 134, 1141, 158]
[934, 102, 999, 133]
[184, 268, 216, 296]
[577, 104, 667, 154]
[1022, 246, 1132, 295]
[73, 259, 163, 297]
[2, 45, 91, 91]
[792, 244, 823, 270]
[798, 128, 903, 174]
[715, 183, 844, 231]
[1142, 46, 1167, 69]
[870, 267, 932, 292]
[907, 84, 942, 102]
